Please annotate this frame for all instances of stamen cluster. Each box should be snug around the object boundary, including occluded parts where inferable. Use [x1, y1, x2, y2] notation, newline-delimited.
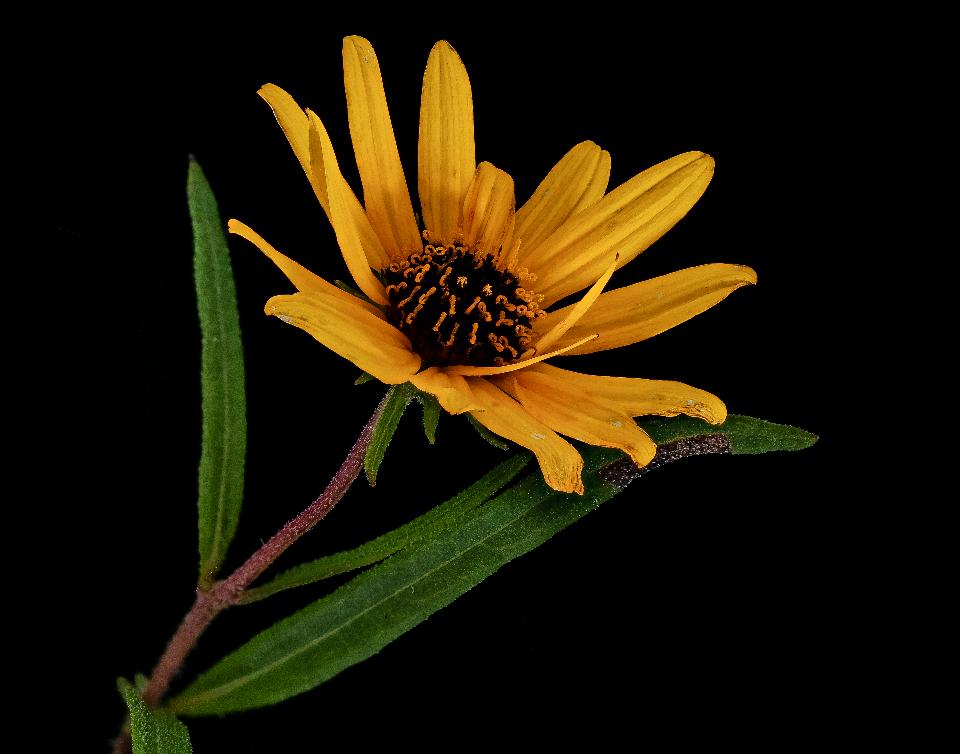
[383, 238, 544, 366]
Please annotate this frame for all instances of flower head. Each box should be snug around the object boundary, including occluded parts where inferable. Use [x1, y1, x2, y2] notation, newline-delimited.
[230, 36, 756, 494]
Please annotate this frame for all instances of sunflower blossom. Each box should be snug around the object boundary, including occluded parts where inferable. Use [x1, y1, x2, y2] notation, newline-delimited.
[230, 36, 757, 494]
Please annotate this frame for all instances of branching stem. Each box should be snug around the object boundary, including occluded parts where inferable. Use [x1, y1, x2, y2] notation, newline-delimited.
[112, 394, 388, 754]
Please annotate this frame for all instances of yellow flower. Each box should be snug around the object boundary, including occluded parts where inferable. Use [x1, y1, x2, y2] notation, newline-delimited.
[230, 36, 757, 495]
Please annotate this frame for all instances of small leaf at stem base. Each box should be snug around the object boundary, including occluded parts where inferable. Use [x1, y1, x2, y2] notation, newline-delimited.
[118, 678, 193, 753]
[417, 391, 442, 444]
[363, 384, 415, 486]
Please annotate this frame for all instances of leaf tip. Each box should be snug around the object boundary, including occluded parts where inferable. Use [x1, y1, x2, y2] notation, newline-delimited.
[117, 677, 134, 698]
[725, 415, 819, 455]
[467, 414, 510, 450]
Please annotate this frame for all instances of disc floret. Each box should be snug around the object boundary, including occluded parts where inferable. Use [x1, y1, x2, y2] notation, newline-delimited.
[383, 233, 544, 367]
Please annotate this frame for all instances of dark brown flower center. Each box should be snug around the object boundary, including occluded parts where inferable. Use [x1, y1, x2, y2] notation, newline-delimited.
[382, 239, 544, 367]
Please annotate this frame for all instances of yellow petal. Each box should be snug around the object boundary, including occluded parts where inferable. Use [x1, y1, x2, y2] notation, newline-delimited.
[307, 111, 389, 304]
[535, 263, 757, 356]
[442, 333, 599, 377]
[515, 141, 610, 261]
[259, 84, 392, 273]
[497, 372, 657, 468]
[515, 364, 727, 424]
[466, 378, 584, 494]
[258, 84, 328, 214]
[461, 162, 516, 260]
[526, 152, 715, 306]
[410, 367, 481, 414]
[227, 219, 384, 318]
[535, 253, 618, 353]
[419, 41, 475, 243]
[343, 36, 422, 257]
[266, 292, 420, 384]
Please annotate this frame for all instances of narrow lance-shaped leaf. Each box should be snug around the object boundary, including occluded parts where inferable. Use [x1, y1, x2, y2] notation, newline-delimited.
[639, 414, 817, 454]
[364, 383, 415, 486]
[189, 159, 247, 586]
[241, 454, 529, 603]
[118, 679, 193, 753]
[171, 450, 620, 716]
[172, 415, 814, 716]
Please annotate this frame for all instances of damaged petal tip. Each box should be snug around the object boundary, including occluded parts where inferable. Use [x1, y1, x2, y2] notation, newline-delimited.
[264, 303, 295, 325]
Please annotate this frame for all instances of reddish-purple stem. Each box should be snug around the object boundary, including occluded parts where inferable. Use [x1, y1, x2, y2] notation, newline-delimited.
[112, 395, 387, 753]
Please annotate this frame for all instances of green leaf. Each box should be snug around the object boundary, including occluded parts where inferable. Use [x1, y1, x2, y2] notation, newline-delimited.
[189, 159, 247, 586]
[334, 279, 377, 305]
[364, 384, 416, 486]
[241, 454, 529, 603]
[466, 414, 509, 450]
[417, 391, 442, 444]
[640, 414, 818, 454]
[172, 415, 815, 716]
[354, 371, 375, 386]
[171, 448, 621, 716]
[118, 679, 193, 753]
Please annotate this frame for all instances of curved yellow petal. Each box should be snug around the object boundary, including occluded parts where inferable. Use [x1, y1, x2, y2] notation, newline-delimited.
[526, 152, 715, 306]
[258, 84, 328, 214]
[307, 111, 389, 304]
[419, 41, 475, 243]
[497, 372, 657, 468]
[227, 219, 384, 319]
[442, 332, 598, 377]
[535, 253, 617, 353]
[343, 36, 422, 258]
[515, 141, 610, 261]
[461, 162, 516, 261]
[536, 263, 756, 356]
[266, 292, 420, 385]
[467, 378, 584, 494]
[410, 367, 481, 414]
[259, 84, 391, 273]
[515, 364, 727, 425]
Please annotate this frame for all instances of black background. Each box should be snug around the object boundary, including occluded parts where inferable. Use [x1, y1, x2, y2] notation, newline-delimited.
[51, 18, 846, 751]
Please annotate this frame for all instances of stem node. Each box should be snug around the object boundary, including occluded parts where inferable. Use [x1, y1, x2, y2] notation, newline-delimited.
[112, 394, 388, 754]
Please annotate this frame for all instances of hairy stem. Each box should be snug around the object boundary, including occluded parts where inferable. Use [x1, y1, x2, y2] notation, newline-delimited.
[598, 433, 733, 488]
[112, 395, 387, 753]
[112, 427, 731, 752]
